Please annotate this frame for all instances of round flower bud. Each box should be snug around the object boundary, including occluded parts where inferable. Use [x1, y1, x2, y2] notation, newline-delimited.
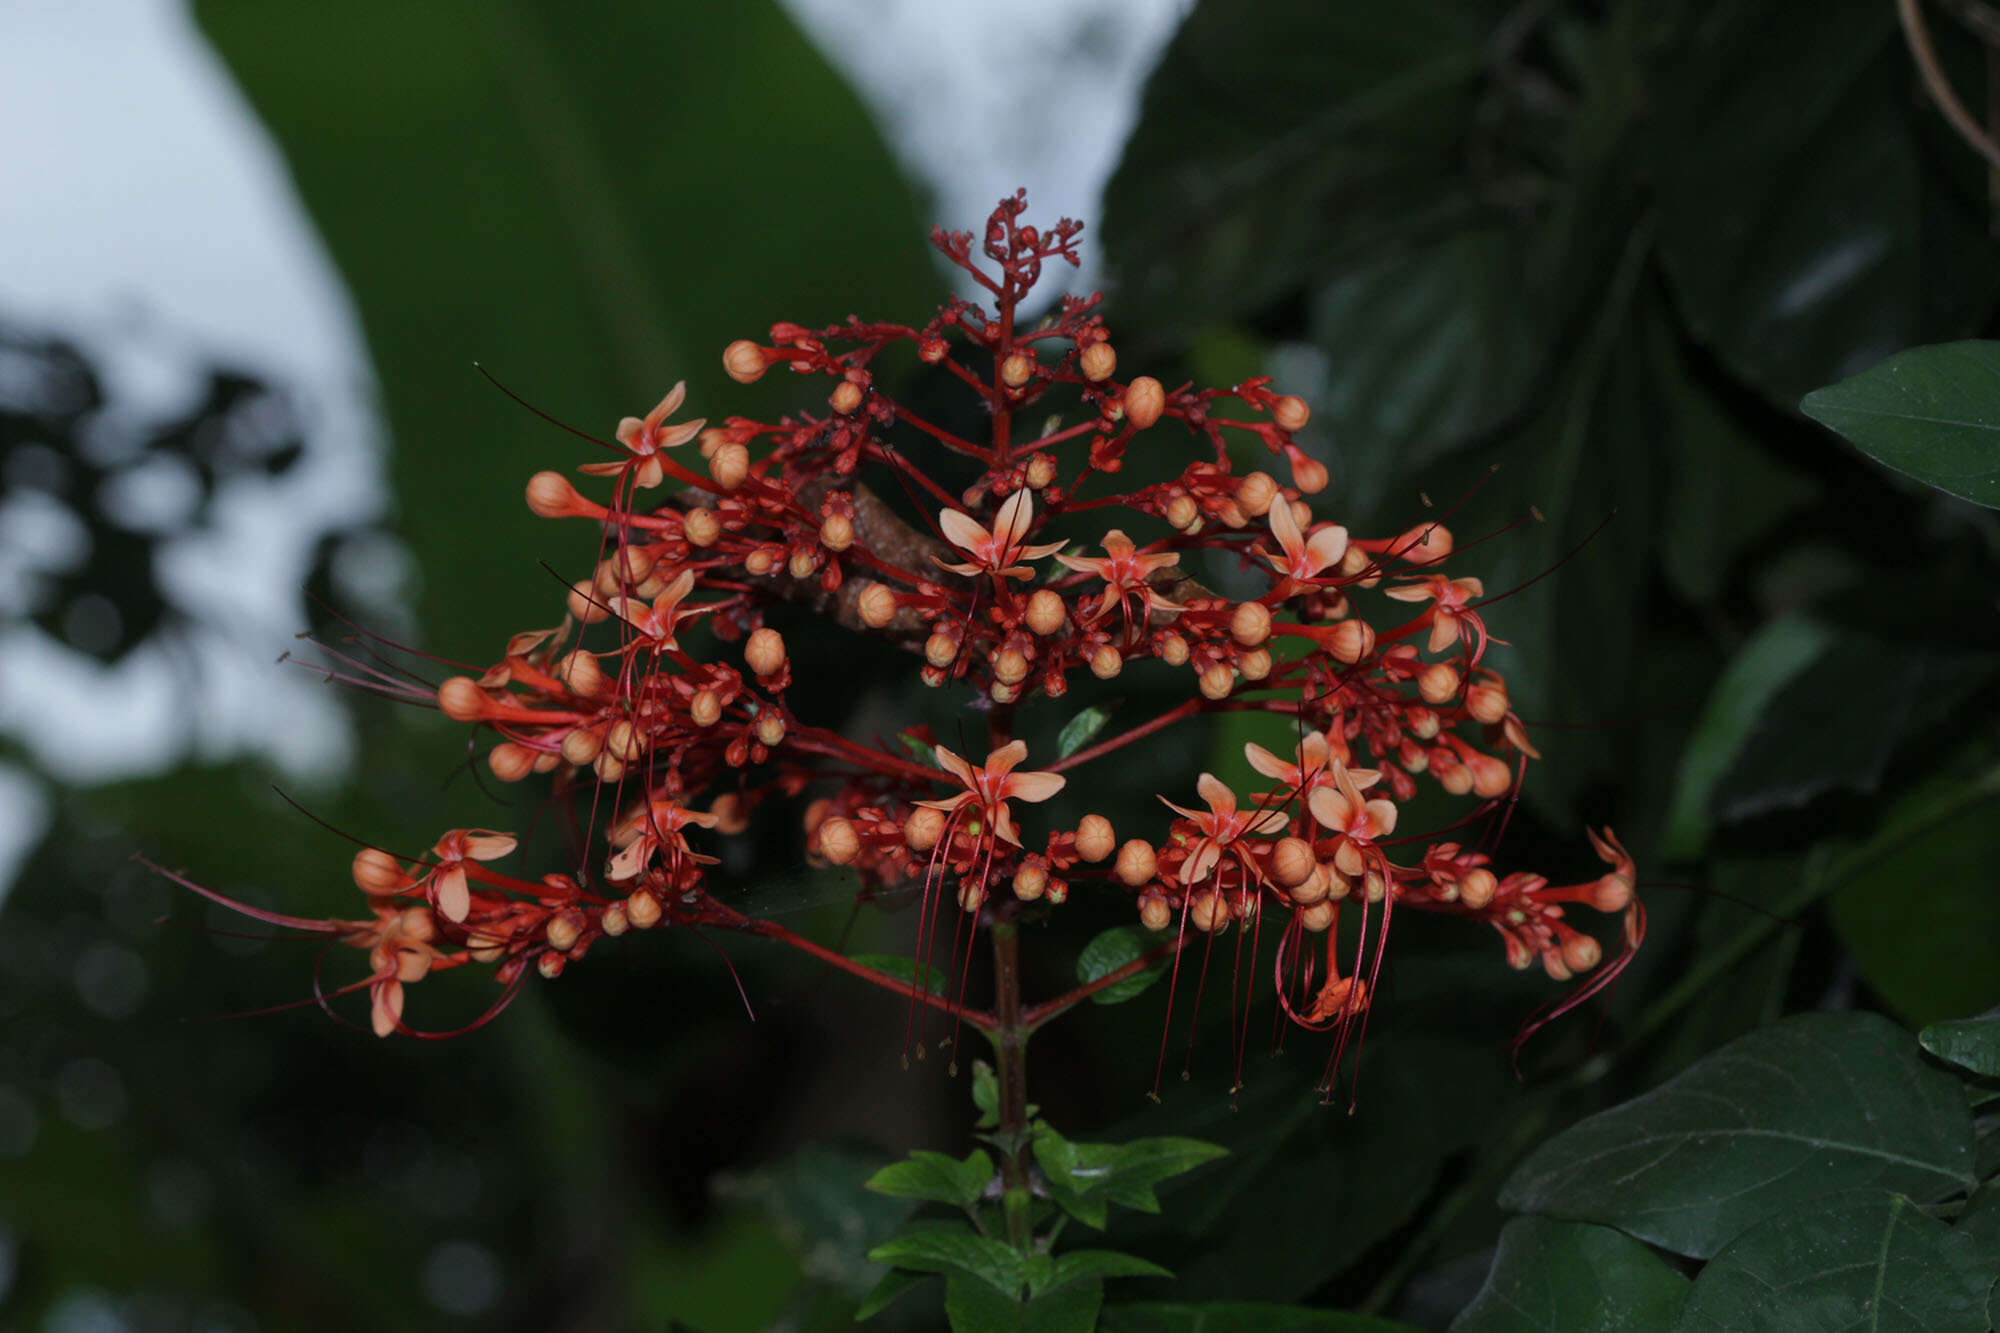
[1438, 760, 1474, 797]
[353, 847, 408, 896]
[1198, 663, 1236, 700]
[1163, 493, 1199, 530]
[1138, 888, 1172, 932]
[1025, 453, 1057, 489]
[990, 680, 1019, 705]
[957, 881, 986, 913]
[1158, 632, 1190, 667]
[488, 741, 537, 782]
[1090, 645, 1124, 680]
[1230, 601, 1271, 647]
[606, 719, 645, 762]
[1216, 498, 1248, 529]
[594, 753, 626, 783]
[1417, 663, 1460, 705]
[857, 583, 898, 627]
[1189, 889, 1228, 935]
[993, 647, 1029, 685]
[626, 889, 662, 929]
[561, 726, 603, 766]
[1466, 683, 1508, 725]
[787, 548, 818, 580]
[556, 650, 605, 699]
[1079, 341, 1116, 382]
[1013, 863, 1047, 901]
[1025, 589, 1065, 637]
[1290, 864, 1331, 906]
[1592, 873, 1634, 914]
[755, 713, 787, 747]
[1468, 754, 1513, 799]
[537, 953, 566, 980]
[1076, 815, 1115, 863]
[829, 380, 864, 415]
[1290, 454, 1329, 494]
[710, 442, 750, 490]
[818, 817, 860, 865]
[682, 507, 720, 547]
[819, 513, 854, 552]
[1408, 707, 1441, 740]
[689, 690, 722, 728]
[567, 579, 608, 623]
[1298, 900, 1335, 933]
[1236, 471, 1278, 517]
[599, 902, 629, 937]
[438, 676, 488, 722]
[802, 798, 832, 835]
[745, 627, 786, 678]
[1271, 837, 1315, 888]
[1238, 648, 1272, 681]
[526, 471, 585, 519]
[918, 336, 948, 363]
[1124, 376, 1166, 429]
[546, 910, 583, 953]
[744, 549, 776, 576]
[1114, 839, 1157, 886]
[925, 632, 958, 668]
[1000, 351, 1034, 388]
[723, 339, 770, 383]
[1562, 932, 1602, 973]
[1328, 619, 1375, 664]
[1272, 395, 1310, 431]
[904, 806, 946, 851]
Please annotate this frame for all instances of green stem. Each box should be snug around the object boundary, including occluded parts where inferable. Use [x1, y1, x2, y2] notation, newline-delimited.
[989, 916, 1035, 1253]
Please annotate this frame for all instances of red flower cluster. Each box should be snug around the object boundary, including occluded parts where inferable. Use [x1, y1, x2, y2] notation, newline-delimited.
[196, 192, 1643, 1075]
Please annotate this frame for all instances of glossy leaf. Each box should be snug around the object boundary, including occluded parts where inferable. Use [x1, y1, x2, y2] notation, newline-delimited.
[1451, 1217, 1688, 1333]
[868, 1219, 1025, 1294]
[1038, 1250, 1173, 1292]
[1802, 341, 2000, 508]
[945, 1273, 1102, 1333]
[1922, 1006, 2000, 1078]
[1057, 705, 1115, 760]
[864, 1148, 994, 1209]
[1500, 1013, 1975, 1257]
[1076, 925, 1170, 1006]
[1032, 1123, 1228, 1230]
[1678, 1190, 1991, 1332]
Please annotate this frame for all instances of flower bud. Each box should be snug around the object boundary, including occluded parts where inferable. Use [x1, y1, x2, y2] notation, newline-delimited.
[626, 889, 662, 929]
[1189, 888, 1228, 935]
[1137, 888, 1171, 931]
[1592, 873, 1634, 913]
[553, 653, 604, 701]
[993, 647, 1029, 685]
[1230, 601, 1271, 647]
[1417, 663, 1459, 705]
[438, 676, 489, 722]
[538, 952, 566, 980]
[689, 690, 722, 727]
[1290, 454, 1329, 494]
[1079, 341, 1116, 382]
[1158, 632, 1190, 667]
[1216, 498, 1247, 529]
[353, 847, 408, 896]
[599, 902, 629, 937]
[857, 583, 897, 627]
[925, 632, 958, 668]
[546, 910, 584, 953]
[606, 719, 645, 762]
[818, 817, 859, 865]
[1236, 471, 1278, 517]
[526, 471, 587, 519]
[1298, 900, 1335, 932]
[1163, 493, 1199, 530]
[561, 726, 603, 766]
[594, 753, 626, 783]
[957, 881, 986, 913]
[1271, 837, 1314, 888]
[1438, 760, 1474, 796]
[1090, 645, 1123, 680]
[1025, 453, 1057, 489]
[1291, 864, 1331, 906]
[1013, 863, 1047, 901]
[1272, 395, 1310, 431]
[1327, 619, 1374, 664]
[819, 513, 854, 551]
[1562, 932, 1602, 973]
[1125, 376, 1166, 429]
[1025, 589, 1065, 636]
[787, 547, 818, 580]
[989, 680, 1020, 704]
[918, 336, 948, 363]
[1468, 754, 1513, 799]
[1076, 814, 1115, 863]
[802, 798, 832, 835]
[682, 507, 720, 547]
[1198, 663, 1236, 700]
[745, 627, 786, 677]
[755, 713, 786, 747]
[1238, 648, 1272, 681]
[488, 741, 537, 782]
[1114, 839, 1157, 886]
[904, 806, 946, 851]
[1000, 351, 1034, 388]
[710, 442, 750, 490]
[723, 339, 769, 383]
[1408, 707, 1440, 740]
[1466, 683, 1508, 725]
[567, 579, 608, 623]
[745, 549, 776, 576]
[829, 380, 864, 415]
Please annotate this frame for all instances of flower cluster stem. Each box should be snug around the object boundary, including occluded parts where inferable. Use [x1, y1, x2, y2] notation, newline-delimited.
[989, 915, 1035, 1252]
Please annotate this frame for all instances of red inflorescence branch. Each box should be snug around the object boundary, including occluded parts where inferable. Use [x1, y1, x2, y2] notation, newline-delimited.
[186, 191, 1643, 1079]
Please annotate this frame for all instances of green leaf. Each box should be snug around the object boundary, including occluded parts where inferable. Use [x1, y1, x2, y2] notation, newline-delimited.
[1830, 782, 2000, 1026]
[868, 1219, 1025, 1295]
[1451, 1217, 1688, 1333]
[713, 1144, 915, 1298]
[1956, 1184, 2000, 1326]
[900, 732, 939, 767]
[1803, 341, 2000, 509]
[1038, 1250, 1173, 1293]
[847, 953, 944, 997]
[854, 1267, 930, 1321]
[1922, 1007, 2000, 1078]
[1103, 1304, 1418, 1332]
[1661, 615, 1833, 859]
[1057, 705, 1114, 760]
[1712, 640, 1999, 823]
[864, 1149, 994, 1209]
[1032, 1124, 1227, 1230]
[1499, 1012, 1975, 1258]
[1652, 2, 1996, 407]
[944, 1273, 1104, 1333]
[1075, 926, 1170, 1006]
[1678, 1190, 1991, 1332]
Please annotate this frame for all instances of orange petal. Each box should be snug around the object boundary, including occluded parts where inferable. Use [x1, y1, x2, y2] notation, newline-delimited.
[435, 865, 470, 922]
[1243, 743, 1293, 784]
[461, 833, 518, 861]
[937, 508, 991, 555]
[1004, 771, 1065, 803]
[985, 739, 1029, 774]
[994, 489, 1033, 550]
[1196, 772, 1238, 816]
[1307, 786, 1353, 832]
[932, 745, 976, 788]
[371, 979, 404, 1037]
[1268, 497, 1304, 560]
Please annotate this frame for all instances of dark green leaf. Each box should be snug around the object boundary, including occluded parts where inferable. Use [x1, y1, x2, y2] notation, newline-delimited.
[944, 1273, 1103, 1333]
[1713, 640, 1999, 822]
[868, 1219, 1025, 1294]
[864, 1149, 994, 1209]
[1803, 341, 2000, 508]
[1032, 1124, 1227, 1230]
[1038, 1250, 1173, 1293]
[854, 1267, 930, 1321]
[1923, 1007, 2000, 1078]
[1956, 1185, 2000, 1326]
[900, 733, 939, 767]
[1103, 1304, 1418, 1332]
[1451, 1217, 1688, 1333]
[1678, 1190, 1990, 1332]
[1076, 926, 1171, 1006]
[1662, 616, 1832, 859]
[1500, 1013, 1975, 1257]
[1057, 705, 1114, 760]
[1652, 2, 1995, 407]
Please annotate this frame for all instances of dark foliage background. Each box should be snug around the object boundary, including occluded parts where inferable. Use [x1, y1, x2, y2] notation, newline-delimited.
[3, 0, 1998, 1328]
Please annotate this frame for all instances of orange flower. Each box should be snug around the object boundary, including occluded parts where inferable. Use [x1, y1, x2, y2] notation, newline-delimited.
[427, 829, 518, 923]
[914, 739, 1065, 845]
[1264, 498, 1349, 583]
[934, 490, 1066, 581]
[352, 904, 442, 1036]
[607, 797, 722, 882]
[1242, 728, 1351, 795]
[1383, 574, 1486, 655]
[1055, 528, 1183, 620]
[1160, 773, 1287, 885]
[582, 383, 705, 489]
[605, 570, 706, 649]
[1306, 761, 1396, 877]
